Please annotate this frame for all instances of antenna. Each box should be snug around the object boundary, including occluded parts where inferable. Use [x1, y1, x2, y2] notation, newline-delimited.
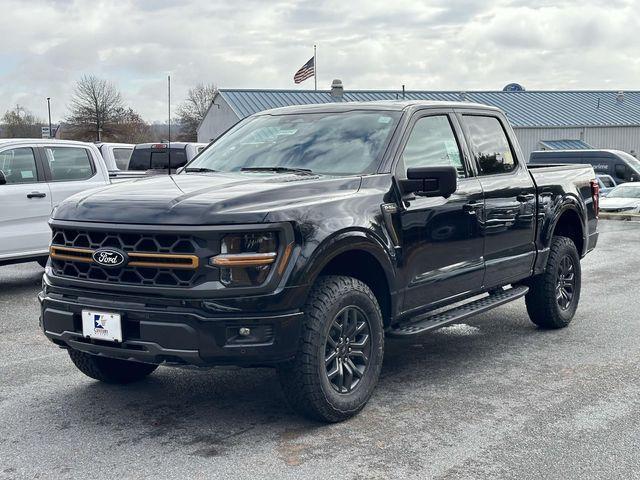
[168, 74, 171, 175]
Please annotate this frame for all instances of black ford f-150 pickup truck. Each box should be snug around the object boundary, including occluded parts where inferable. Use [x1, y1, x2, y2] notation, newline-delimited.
[40, 101, 599, 422]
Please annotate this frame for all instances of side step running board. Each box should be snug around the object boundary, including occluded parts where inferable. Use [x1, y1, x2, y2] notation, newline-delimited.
[388, 285, 529, 337]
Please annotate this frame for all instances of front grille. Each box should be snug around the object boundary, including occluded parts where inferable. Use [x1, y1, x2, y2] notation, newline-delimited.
[50, 227, 217, 288]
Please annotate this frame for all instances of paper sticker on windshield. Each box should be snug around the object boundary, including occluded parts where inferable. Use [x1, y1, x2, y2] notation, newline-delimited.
[378, 116, 392, 124]
[276, 129, 298, 136]
[443, 140, 460, 160]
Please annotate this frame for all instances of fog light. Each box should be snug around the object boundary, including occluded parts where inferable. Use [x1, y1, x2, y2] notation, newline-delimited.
[239, 327, 251, 336]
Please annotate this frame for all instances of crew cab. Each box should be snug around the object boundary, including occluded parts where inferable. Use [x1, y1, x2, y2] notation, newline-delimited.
[39, 102, 598, 422]
[127, 142, 207, 172]
[0, 139, 110, 267]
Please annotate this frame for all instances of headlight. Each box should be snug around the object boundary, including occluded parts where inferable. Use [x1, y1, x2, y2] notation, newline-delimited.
[210, 232, 279, 287]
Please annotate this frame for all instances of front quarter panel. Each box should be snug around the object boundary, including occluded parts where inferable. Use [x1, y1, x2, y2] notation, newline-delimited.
[265, 174, 398, 296]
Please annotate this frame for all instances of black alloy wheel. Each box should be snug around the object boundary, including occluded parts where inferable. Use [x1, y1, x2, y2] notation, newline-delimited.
[525, 235, 581, 329]
[556, 254, 576, 310]
[324, 306, 371, 394]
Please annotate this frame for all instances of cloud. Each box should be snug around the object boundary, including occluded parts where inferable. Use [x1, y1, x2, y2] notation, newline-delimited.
[0, 0, 639, 123]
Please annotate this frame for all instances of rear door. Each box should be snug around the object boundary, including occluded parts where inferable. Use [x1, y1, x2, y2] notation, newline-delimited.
[459, 113, 537, 288]
[40, 145, 106, 209]
[395, 110, 485, 312]
[0, 146, 52, 258]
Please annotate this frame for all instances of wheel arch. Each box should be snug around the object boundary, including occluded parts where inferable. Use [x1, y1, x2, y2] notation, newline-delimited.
[301, 229, 397, 327]
[550, 205, 585, 256]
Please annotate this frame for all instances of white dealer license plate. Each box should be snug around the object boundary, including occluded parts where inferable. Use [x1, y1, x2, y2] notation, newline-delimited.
[82, 310, 122, 343]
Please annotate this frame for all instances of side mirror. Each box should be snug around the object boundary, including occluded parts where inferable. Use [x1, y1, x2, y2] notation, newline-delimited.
[0, 170, 6, 185]
[399, 166, 457, 198]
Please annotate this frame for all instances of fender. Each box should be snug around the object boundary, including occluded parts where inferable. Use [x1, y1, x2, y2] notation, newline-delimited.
[534, 196, 586, 274]
[301, 228, 397, 285]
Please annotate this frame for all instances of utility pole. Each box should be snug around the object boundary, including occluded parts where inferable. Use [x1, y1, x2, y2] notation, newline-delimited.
[168, 74, 171, 175]
[46, 97, 52, 138]
[314, 44, 317, 91]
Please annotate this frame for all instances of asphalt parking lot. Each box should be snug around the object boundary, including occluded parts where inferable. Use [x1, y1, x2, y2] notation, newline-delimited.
[1, 220, 639, 480]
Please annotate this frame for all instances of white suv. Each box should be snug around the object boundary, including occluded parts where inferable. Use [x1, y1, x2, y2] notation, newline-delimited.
[0, 139, 110, 267]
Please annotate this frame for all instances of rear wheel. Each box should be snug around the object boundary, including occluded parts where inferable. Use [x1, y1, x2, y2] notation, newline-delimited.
[277, 275, 384, 422]
[68, 349, 158, 384]
[525, 236, 581, 329]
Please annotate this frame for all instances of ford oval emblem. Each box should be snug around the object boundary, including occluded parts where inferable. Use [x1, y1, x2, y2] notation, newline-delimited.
[92, 248, 127, 268]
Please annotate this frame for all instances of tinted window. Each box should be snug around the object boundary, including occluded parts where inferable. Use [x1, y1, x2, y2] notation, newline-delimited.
[615, 164, 628, 179]
[0, 147, 38, 184]
[401, 115, 465, 177]
[464, 116, 516, 175]
[113, 148, 133, 170]
[44, 147, 94, 181]
[129, 147, 188, 170]
[599, 176, 614, 188]
[187, 111, 401, 175]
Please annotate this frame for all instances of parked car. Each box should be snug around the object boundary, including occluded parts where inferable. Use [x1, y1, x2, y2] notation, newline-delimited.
[94, 142, 149, 182]
[95, 142, 134, 170]
[529, 149, 640, 184]
[599, 183, 640, 213]
[596, 174, 617, 196]
[127, 142, 207, 172]
[40, 101, 598, 422]
[0, 139, 110, 267]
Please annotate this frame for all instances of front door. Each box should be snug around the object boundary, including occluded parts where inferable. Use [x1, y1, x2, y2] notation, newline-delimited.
[396, 112, 485, 313]
[0, 146, 52, 258]
[459, 114, 537, 288]
[40, 145, 105, 209]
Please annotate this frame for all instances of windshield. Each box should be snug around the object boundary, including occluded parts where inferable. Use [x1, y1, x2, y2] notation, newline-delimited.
[185, 111, 401, 175]
[607, 185, 640, 198]
[618, 151, 640, 172]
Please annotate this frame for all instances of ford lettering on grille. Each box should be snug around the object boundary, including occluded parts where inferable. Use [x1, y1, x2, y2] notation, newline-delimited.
[92, 249, 127, 268]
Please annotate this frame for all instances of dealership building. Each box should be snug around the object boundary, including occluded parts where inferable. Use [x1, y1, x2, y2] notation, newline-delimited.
[197, 86, 640, 160]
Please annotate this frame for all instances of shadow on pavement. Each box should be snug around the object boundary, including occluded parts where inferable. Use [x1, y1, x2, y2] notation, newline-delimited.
[39, 308, 550, 459]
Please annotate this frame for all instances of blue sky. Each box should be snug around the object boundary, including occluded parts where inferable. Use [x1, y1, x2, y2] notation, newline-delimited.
[1, 0, 639, 122]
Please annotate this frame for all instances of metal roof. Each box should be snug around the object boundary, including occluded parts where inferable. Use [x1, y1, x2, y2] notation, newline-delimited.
[539, 139, 593, 150]
[217, 89, 640, 128]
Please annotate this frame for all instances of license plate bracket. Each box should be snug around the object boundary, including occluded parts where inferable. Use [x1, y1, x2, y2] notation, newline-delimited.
[81, 310, 123, 343]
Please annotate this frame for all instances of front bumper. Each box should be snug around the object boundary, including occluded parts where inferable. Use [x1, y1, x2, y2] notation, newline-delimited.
[39, 284, 304, 367]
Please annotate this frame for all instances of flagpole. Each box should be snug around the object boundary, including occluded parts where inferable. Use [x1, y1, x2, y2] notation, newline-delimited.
[314, 44, 317, 91]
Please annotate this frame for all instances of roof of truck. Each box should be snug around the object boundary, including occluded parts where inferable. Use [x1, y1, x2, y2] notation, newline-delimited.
[255, 100, 499, 116]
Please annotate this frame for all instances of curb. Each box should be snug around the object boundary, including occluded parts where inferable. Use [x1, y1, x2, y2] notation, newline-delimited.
[599, 212, 640, 222]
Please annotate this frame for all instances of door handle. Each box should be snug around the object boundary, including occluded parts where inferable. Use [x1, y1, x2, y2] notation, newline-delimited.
[27, 192, 47, 199]
[516, 193, 535, 202]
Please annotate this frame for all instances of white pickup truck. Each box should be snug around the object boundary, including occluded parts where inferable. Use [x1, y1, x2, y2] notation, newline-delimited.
[0, 139, 112, 267]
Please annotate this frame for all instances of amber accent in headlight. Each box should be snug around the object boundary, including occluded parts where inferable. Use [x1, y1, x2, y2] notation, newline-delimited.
[210, 252, 277, 267]
[211, 232, 279, 287]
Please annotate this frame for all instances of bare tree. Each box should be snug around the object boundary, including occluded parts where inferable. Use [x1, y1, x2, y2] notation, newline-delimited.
[110, 108, 151, 143]
[176, 83, 218, 141]
[1, 105, 44, 138]
[66, 75, 126, 141]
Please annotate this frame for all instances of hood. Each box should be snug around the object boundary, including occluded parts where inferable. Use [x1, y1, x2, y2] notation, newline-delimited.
[600, 197, 640, 210]
[53, 172, 361, 225]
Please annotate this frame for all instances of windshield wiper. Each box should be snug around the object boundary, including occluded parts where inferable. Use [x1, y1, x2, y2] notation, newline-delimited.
[183, 167, 218, 173]
[241, 166, 314, 175]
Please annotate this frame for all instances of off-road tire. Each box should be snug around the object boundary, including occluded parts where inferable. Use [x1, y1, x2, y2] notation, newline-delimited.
[525, 236, 581, 329]
[277, 275, 384, 422]
[68, 349, 158, 384]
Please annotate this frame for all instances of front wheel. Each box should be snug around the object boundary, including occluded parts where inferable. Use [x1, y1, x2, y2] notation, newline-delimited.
[277, 275, 384, 422]
[525, 236, 581, 329]
[68, 349, 158, 384]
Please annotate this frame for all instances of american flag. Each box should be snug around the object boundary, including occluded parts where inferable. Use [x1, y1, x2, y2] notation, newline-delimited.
[294, 57, 315, 84]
